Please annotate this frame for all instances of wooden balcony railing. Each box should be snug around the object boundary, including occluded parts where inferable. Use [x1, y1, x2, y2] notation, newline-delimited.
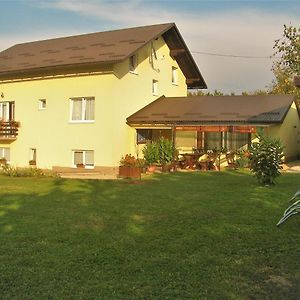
[0, 121, 20, 141]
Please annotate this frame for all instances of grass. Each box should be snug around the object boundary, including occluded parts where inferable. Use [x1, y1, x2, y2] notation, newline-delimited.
[0, 171, 300, 299]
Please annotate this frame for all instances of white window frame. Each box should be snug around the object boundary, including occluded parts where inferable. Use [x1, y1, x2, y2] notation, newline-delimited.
[38, 99, 46, 110]
[152, 79, 158, 96]
[72, 150, 94, 169]
[0, 147, 10, 163]
[69, 97, 95, 123]
[129, 54, 138, 74]
[172, 66, 178, 85]
[0, 102, 10, 121]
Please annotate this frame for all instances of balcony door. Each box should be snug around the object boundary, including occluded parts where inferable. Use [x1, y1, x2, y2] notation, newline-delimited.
[0, 102, 15, 121]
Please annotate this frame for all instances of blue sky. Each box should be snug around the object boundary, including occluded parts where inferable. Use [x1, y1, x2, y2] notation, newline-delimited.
[0, 0, 299, 93]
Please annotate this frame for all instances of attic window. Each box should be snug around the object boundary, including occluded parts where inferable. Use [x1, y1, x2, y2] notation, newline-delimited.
[172, 67, 178, 85]
[152, 79, 158, 96]
[38, 99, 46, 110]
[129, 54, 138, 73]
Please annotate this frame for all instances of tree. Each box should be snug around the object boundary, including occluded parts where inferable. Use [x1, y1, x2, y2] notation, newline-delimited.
[271, 25, 300, 105]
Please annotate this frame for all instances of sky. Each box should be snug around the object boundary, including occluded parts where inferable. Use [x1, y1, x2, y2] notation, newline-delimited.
[0, 0, 299, 94]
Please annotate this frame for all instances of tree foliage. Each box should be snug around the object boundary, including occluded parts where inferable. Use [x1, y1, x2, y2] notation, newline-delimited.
[271, 24, 300, 105]
[249, 135, 284, 186]
[273, 24, 300, 75]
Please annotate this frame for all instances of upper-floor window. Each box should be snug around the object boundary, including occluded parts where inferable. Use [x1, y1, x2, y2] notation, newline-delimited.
[0, 101, 14, 121]
[70, 97, 95, 122]
[38, 99, 46, 110]
[172, 66, 178, 85]
[152, 79, 158, 96]
[129, 54, 138, 73]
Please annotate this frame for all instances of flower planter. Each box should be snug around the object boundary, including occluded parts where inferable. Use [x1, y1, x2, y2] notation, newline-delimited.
[29, 160, 36, 166]
[119, 166, 141, 179]
[147, 165, 157, 173]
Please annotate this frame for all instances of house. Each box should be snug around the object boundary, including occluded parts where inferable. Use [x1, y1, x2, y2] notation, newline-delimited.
[127, 94, 300, 161]
[0, 23, 206, 174]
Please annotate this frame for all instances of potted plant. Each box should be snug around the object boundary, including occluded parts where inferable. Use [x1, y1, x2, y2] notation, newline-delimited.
[0, 157, 7, 165]
[142, 142, 159, 172]
[119, 154, 141, 179]
[29, 160, 36, 166]
[158, 138, 176, 172]
[76, 163, 85, 168]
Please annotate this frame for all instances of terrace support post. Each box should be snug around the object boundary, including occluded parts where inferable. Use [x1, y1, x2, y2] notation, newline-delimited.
[172, 126, 177, 171]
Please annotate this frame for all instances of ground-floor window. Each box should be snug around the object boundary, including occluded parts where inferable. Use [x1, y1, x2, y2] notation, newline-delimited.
[73, 150, 94, 168]
[0, 147, 10, 163]
[136, 129, 172, 144]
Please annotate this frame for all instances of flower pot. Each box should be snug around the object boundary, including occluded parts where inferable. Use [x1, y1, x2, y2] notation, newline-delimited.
[119, 166, 141, 179]
[147, 165, 157, 173]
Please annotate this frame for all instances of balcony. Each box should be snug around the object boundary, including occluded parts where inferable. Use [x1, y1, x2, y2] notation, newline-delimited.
[0, 121, 20, 142]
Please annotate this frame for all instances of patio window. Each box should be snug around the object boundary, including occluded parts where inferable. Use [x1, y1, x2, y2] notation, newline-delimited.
[136, 129, 172, 144]
[70, 97, 95, 122]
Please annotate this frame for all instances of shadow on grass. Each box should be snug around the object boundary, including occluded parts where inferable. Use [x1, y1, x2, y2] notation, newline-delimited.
[0, 172, 300, 299]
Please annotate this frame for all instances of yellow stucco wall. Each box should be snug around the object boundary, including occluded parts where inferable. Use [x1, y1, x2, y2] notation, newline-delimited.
[266, 102, 300, 161]
[0, 36, 187, 169]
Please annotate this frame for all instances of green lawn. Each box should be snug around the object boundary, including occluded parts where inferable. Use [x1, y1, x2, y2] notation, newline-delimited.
[0, 171, 300, 299]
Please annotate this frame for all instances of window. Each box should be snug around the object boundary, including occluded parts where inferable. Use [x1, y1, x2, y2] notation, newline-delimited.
[129, 54, 138, 73]
[70, 97, 95, 122]
[0, 101, 14, 121]
[152, 79, 158, 95]
[172, 67, 178, 85]
[136, 129, 171, 144]
[73, 150, 94, 168]
[137, 129, 152, 144]
[38, 99, 46, 110]
[0, 147, 10, 162]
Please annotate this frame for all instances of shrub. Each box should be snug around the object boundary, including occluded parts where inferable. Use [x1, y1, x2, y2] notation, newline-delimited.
[142, 142, 160, 165]
[249, 135, 284, 185]
[236, 150, 250, 168]
[142, 138, 176, 166]
[1, 165, 59, 178]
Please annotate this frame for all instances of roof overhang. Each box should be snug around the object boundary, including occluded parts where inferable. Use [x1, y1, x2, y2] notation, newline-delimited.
[0, 23, 207, 88]
[127, 95, 294, 127]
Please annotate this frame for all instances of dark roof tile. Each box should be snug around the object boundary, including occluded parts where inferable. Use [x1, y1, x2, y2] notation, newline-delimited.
[0, 23, 206, 88]
[127, 95, 295, 126]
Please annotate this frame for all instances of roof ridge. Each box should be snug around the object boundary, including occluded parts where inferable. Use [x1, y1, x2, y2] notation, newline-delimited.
[8, 23, 175, 48]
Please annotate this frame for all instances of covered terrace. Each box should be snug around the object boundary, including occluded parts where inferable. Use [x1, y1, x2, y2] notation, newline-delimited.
[127, 94, 297, 168]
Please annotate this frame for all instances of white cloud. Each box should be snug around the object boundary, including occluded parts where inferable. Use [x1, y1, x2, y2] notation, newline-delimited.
[2, 0, 300, 93]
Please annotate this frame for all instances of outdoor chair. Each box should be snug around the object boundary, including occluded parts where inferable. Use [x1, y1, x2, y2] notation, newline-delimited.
[225, 152, 237, 169]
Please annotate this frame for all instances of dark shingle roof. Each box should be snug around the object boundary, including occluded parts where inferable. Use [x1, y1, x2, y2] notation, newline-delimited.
[127, 94, 295, 126]
[0, 23, 206, 88]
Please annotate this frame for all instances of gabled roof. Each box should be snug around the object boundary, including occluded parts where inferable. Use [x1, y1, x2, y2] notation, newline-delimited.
[0, 23, 206, 88]
[127, 94, 295, 126]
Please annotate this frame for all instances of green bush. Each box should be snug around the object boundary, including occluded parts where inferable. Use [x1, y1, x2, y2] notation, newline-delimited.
[142, 138, 175, 165]
[249, 135, 284, 185]
[1, 165, 59, 178]
[142, 142, 160, 165]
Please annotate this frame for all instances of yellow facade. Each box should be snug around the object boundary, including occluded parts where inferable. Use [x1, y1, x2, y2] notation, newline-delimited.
[0, 37, 187, 170]
[266, 102, 300, 161]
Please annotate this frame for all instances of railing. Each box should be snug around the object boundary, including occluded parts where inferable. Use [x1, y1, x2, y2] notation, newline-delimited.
[0, 121, 20, 140]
